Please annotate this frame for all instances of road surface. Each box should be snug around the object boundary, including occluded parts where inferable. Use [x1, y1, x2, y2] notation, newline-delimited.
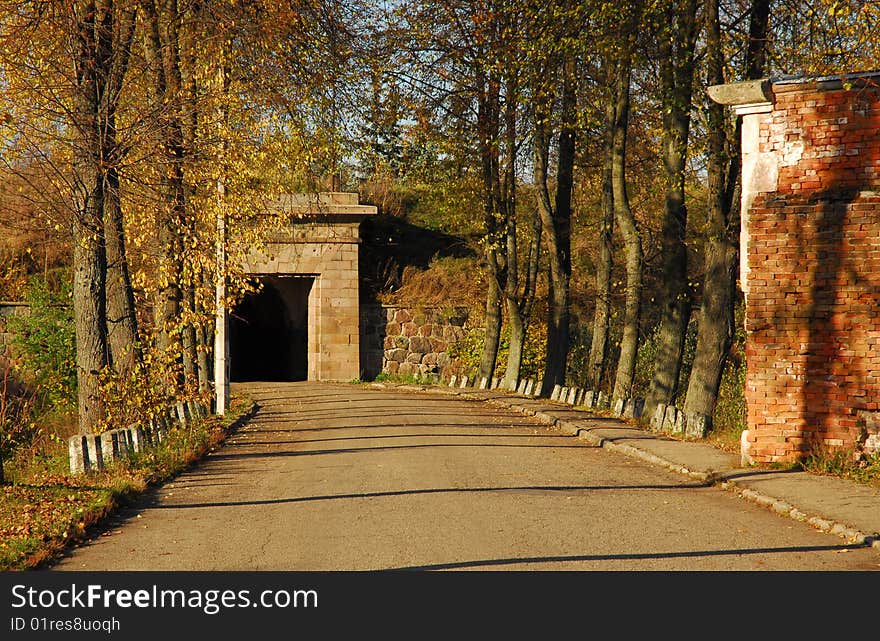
[50, 382, 880, 571]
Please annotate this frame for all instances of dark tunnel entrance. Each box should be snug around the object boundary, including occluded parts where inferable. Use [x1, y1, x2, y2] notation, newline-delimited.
[229, 276, 312, 382]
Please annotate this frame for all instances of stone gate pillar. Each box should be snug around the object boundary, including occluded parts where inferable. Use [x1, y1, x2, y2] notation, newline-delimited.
[710, 73, 880, 463]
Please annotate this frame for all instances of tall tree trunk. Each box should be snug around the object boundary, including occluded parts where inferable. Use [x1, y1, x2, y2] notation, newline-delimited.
[609, 61, 643, 411]
[196, 301, 212, 393]
[476, 63, 507, 383]
[504, 203, 542, 390]
[683, 0, 769, 436]
[72, 186, 109, 435]
[500, 72, 536, 391]
[145, 0, 186, 388]
[538, 55, 576, 396]
[643, 0, 699, 424]
[180, 2, 205, 405]
[587, 79, 616, 395]
[479, 260, 504, 382]
[102, 6, 139, 382]
[533, 111, 553, 395]
[504, 299, 525, 389]
[104, 169, 139, 381]
[69, 0, 116, 434]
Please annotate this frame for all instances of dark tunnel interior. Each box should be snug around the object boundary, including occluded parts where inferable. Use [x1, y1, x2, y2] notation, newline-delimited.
[229, 276, 311, 382]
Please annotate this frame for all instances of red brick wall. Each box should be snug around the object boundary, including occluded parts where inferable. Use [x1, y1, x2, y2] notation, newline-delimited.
[744, 79, 880, 462]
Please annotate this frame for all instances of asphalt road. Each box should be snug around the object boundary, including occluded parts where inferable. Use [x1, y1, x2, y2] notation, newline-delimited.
[49, 382, 880, 571]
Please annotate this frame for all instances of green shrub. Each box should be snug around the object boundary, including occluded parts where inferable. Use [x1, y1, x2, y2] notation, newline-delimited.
[8, 274, 76, 413]
[801, 444, 880, 489]
[711, 331, 747, 444]
[447, 320, 546, 382]
[447, 326, 484, 377]
[632, 320, 698, 403]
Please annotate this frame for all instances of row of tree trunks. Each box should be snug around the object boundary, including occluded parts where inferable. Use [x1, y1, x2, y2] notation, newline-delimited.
[70, 1, 140, 434]
[144, 0, 210, 401]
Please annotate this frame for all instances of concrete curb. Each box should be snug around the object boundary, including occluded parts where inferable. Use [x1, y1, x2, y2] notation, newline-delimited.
[371, 382, 880, 554]
[718, 480, 880, 550]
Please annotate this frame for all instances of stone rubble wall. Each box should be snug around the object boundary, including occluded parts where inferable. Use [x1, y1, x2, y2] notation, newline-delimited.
[360, 304, 473, 380]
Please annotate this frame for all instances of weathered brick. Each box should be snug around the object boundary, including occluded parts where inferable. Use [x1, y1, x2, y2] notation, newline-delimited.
[743, 78, 880, 463]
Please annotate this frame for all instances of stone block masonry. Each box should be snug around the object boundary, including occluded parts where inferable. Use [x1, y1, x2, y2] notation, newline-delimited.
[712, 72, 880, 463]
[241, 194, 376, 382]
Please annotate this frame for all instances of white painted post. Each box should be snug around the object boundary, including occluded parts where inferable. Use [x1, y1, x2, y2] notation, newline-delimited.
[69, 436, 86, 475]
[214, 65, 230, 416]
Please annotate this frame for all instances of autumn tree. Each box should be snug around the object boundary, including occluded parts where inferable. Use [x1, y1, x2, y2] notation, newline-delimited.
[380, 0, 527, 384]
[529, 2, 583, 396]
[0, 1, 141, 434]
[592, 1, 645, 413]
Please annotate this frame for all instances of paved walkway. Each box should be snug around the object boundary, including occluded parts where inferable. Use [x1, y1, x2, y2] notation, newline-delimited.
[397, 381, 880, 552]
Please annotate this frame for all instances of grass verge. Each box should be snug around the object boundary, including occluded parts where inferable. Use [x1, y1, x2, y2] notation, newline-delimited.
[0, 393, 255, 571]
[801, 446, 880, 490]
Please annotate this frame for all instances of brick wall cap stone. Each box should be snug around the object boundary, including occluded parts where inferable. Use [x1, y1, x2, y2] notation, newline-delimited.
[708, 78, 773, 106]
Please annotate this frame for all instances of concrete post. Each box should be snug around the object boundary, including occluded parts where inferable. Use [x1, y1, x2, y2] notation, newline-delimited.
[85, 435, 103, 471]
[128, 426, 145, 453]
[213, 98, 230, 416]
[100, 432, 117, 463]
[69, 436, 86, 475]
